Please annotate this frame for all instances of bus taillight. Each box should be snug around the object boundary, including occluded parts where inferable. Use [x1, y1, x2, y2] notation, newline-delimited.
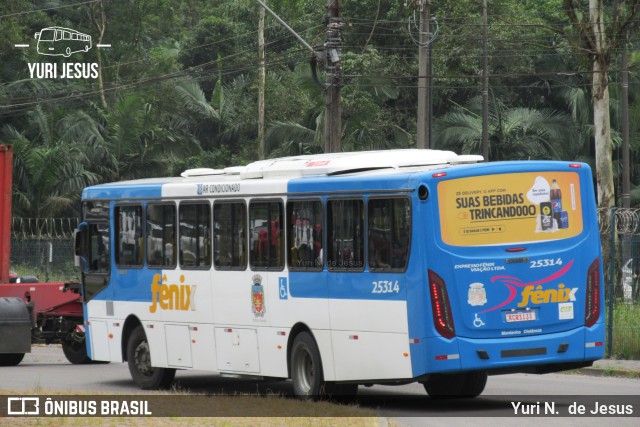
[584, 258, 600, 327]
[428, 269, 456, 339]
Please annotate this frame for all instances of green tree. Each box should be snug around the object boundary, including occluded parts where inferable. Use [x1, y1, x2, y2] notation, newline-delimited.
[1, 108, 100, 217]
[564, 0, 640, 208]
[434, 96, 578, 161]
[103, 79, 207, 180]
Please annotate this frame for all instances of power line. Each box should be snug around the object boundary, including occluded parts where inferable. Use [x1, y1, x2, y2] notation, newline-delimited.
[0, 0, 99, 19]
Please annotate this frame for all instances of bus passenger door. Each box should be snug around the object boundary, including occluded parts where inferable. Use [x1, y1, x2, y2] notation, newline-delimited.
[77, 221, 111, 301]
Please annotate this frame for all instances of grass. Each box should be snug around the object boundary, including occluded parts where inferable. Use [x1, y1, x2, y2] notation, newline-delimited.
[609, 302, 640, 359]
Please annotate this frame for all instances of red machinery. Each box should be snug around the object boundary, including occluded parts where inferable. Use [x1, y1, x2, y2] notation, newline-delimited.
[0, 145, 88, 366]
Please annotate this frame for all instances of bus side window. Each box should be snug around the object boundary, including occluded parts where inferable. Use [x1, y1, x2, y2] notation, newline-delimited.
[179, 202, 212, 269]
[287, 200, 323, 271]
[214, 201, 247, 270]
[115, 205, 144, 268]
[146, 203, 177, 268]
[327, 199, 364, 271]
[89, 223, 110, 273]
[368, 197, 411, 272]
[249, 200, 284, 270]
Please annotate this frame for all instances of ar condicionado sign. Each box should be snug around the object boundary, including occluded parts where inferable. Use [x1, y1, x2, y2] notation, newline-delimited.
[438, 172, 583, 246]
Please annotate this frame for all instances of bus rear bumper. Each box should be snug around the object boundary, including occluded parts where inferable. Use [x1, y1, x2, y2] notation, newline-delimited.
[415, 322, 605, 376]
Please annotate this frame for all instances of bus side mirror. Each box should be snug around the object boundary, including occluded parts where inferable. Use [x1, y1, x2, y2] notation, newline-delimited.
[74, 222, 88, 269]
[34, 32, 40, 40]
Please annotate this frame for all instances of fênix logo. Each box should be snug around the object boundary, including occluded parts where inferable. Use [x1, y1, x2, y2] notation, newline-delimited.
[14, 26, 111, 79]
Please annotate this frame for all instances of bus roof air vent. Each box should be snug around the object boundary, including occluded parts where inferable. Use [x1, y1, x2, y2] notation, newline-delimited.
[234, 150, 485, 180]
[223, 166, 245, 175]
[180, 168, 225, 178]
[448, 155, 484, 164]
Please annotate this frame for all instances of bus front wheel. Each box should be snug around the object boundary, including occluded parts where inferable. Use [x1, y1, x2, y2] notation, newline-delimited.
[423, 371, 487, 398]
[126, 325, 176, 390]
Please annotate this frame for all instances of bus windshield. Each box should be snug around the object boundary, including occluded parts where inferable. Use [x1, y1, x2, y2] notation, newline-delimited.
[38, 29, 55, 41]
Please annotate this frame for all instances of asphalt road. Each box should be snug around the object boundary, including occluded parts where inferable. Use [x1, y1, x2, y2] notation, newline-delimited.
[2, 345, 639, 425]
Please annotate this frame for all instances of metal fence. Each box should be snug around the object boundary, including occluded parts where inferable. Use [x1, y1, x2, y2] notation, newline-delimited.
[598, 208, 640, 360]
[8, 213, 640, 359]
[9, 218, 79, 282]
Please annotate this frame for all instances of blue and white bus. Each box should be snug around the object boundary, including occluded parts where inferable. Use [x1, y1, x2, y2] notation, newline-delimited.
[75, 149, 605, 398]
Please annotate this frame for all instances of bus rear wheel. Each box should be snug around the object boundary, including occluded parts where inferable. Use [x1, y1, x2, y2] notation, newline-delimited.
[127, 325, 176, 390]
[291, 332, 323, 399]
[423, 371, 487, 398]
[290, 332, 359, 401]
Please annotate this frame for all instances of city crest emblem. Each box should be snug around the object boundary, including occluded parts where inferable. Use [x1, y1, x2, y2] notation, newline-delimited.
[252, 274, 265, 317]
[468, 282, 487, 306]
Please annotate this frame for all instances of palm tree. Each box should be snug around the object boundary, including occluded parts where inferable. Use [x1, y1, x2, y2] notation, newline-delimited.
[433, 96, 579, 161]
[0, 107, 100, 218]
[264, 62, 412, 157]
[104, 78, 207, 180]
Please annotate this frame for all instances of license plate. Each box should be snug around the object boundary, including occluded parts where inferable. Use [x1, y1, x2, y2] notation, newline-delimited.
[505, 310, 537, 322]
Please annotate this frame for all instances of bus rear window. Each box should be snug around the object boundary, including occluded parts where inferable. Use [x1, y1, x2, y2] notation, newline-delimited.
[438, 171, 584, 246]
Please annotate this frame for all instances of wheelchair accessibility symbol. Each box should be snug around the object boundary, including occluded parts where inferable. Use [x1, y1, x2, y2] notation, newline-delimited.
[279, 277, 288, 300]
[473, 313, 485, 328]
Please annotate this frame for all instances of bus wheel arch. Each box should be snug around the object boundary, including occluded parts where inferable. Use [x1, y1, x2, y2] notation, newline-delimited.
[121, 315, 143, 362]
[126, 324, 176, 390]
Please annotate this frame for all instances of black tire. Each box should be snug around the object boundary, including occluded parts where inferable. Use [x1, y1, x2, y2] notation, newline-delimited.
[423, 371, 487, 398]
[0, 353, 25, 366]
[290, 332, 325, 399]
[323, 382, 359, 403]
[461, 371, 488, 397]
[62, 339, 90, 365]
[126, 325, 176, 390]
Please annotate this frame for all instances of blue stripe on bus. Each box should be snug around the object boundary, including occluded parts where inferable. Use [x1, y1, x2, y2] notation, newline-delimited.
[93, 268, 157, 303]
[82, 183, 163, 200]
[287, 173, 412, 194]
[288, 271, 407, 301]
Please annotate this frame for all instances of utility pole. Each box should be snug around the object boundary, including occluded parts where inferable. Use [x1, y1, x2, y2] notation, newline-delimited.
[416, 0, 432, 149]
[324, 0, 343, 153]
[481, 0, 489, 161]
[258, 1, 267, 160]
[621, 31, 630, 208]
[254, 0, 342, 154]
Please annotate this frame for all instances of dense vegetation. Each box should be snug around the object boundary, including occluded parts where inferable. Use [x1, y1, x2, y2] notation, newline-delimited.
[0, 0, 639, 218]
